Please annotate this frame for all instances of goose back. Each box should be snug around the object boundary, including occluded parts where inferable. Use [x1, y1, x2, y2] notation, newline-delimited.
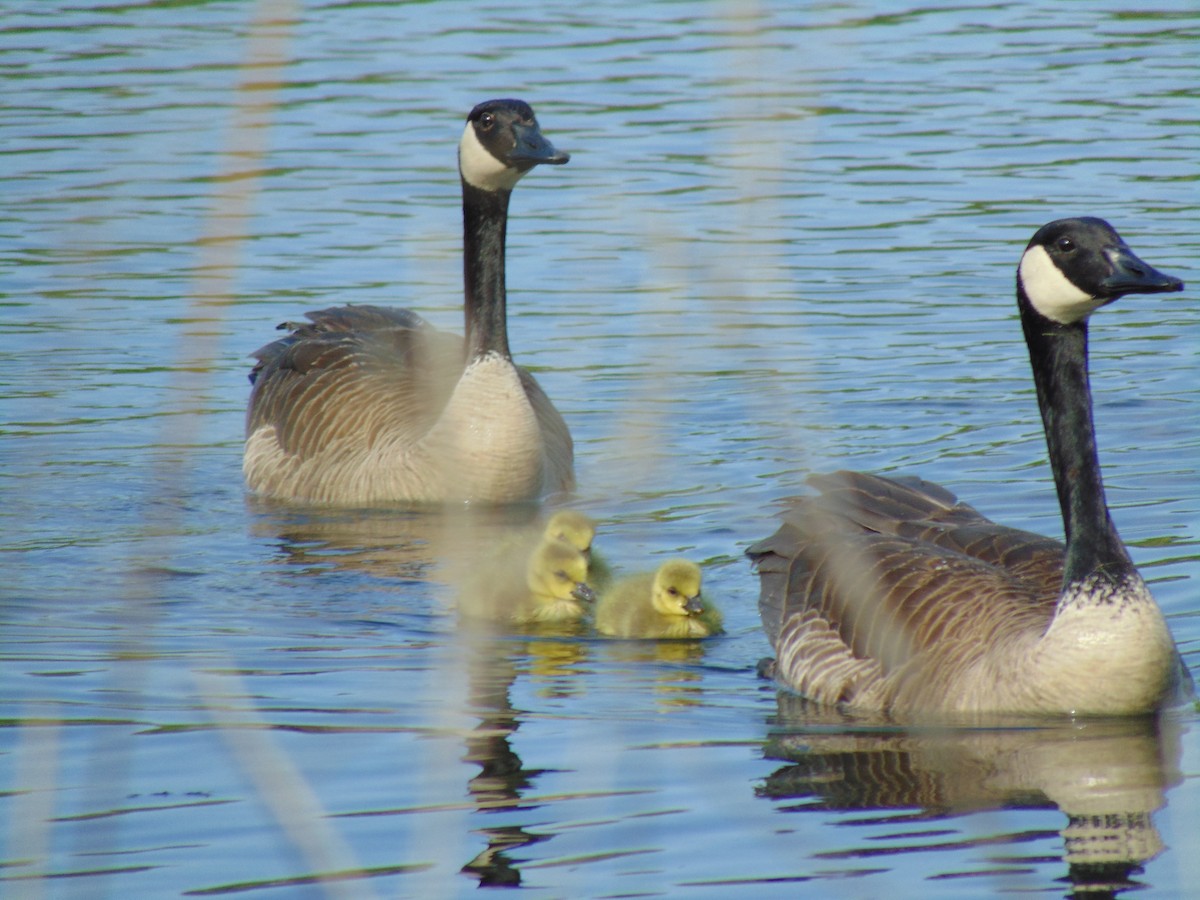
[752, 472, 1185, 716]
[749, 472, 1064, 711]
[244, 305, 572, 504]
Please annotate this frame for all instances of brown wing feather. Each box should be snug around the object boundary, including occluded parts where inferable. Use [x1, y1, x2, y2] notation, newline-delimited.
[748, 471, 1064, 705]
[245, 304, 575, 500]
[802, 471, 1064, 603]
[246, 305, 464, 460]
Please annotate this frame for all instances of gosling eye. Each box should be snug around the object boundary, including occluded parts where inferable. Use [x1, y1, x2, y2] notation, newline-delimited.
[555, 569, 570, 582]
[666, 587, 679, 597]
[1055, 236, 1076, 253]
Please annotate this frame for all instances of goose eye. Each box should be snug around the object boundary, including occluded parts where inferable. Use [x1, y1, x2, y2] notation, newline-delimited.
[479, 112, 495, 130]
[1055, 237, 1075, 253]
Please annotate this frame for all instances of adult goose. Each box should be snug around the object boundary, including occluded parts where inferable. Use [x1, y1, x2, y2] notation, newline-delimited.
[244, 99, 574, 505]
[747, 218, 1192, 717]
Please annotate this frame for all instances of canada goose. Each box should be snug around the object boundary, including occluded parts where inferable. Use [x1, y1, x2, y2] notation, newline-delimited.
[463, 538, 596, 626]
[595, 559, 723, 639]
[747, 218, 1192, 717]
[543, 510, 612, 590]
[243, 99, 573, 505]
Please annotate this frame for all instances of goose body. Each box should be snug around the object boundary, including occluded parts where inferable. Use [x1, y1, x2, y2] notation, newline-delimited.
[244, 99, 573, 505]
[595, 559, 723, 639]
[463, 538, 596, 625]
[748, 218, 1191, 717]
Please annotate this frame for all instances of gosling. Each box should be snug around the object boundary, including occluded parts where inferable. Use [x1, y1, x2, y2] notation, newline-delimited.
[544, 510, 612, 591]
[595, 559, 723, 639]
[463, 539, 596, 626]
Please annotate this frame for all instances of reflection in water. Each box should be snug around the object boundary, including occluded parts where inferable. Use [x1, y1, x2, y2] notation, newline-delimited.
[524, 637, 590, 699]
[245, 498, 549, 583]
[5, 0, 1198, 894]
[758, 693, 1185, 897]
[247, 498, 601, 886]
[245, 498, 589, 889]
[458, 629, 588, 888]
[599, 639, 710, 710]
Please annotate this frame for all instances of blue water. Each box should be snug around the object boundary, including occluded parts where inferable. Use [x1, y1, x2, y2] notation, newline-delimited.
[3, 1, 1198, 897]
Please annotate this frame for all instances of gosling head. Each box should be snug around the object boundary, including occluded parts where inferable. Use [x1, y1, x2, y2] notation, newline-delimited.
[544, 510, 597, 560]
[458, 98, 570, 193]
[650, 559, 705, 618]
[526, 539, 596, 607]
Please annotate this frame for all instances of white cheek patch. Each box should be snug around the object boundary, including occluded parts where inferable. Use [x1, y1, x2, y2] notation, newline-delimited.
[1018, 244, 1101, 324]
[458, 123, 525, 192]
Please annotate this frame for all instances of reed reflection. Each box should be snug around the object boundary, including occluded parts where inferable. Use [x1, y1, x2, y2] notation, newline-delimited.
[758, 693, 1185, 897]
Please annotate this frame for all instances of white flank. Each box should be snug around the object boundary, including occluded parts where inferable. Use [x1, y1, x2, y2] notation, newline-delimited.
[458, 122, 525, 192]
[1018, 244, 1101, 324]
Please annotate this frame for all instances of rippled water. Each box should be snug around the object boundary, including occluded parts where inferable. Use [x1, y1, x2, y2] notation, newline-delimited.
[3, 1, 1198, 897]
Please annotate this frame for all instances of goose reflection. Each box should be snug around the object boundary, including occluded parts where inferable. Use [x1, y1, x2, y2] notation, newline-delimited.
[758, 693, 1185, 897]
[246, 499, 595, 888]
[458, 627, 589, 887]
[245, 497, 547, 583]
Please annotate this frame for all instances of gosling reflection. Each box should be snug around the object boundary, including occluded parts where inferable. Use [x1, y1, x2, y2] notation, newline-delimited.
[758, 693, 1184, 897]
[599, 639, 709, 710]
[458, 630, 589, 887]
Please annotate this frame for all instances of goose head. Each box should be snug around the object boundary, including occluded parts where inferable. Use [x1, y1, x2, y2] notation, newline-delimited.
[544, 510, 597, 560]
[650, 559, 706, 618]
[526, 539, 596, 607]
[1017, 217, 1184, 325]
[458, 98, 570, 193]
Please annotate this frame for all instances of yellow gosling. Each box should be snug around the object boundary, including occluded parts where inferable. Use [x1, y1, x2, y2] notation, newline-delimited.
[544, 510, 612, 591]
[595, 559, 723, 639]
[514, 540, 596, 624]
[544, 510, 595, 552]
[462, 539, 595, 626]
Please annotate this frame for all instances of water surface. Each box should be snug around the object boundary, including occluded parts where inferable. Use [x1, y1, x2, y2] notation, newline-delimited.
[3, 1, 1198, 897]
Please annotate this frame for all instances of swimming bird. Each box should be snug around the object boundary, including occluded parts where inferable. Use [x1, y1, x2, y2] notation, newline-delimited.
[747, 217, 1191, 717]
[478, 538, 596, 625]
[595, 559, 723, 639]
[543, 510, 612, 591]
[243, 99, 573, 505]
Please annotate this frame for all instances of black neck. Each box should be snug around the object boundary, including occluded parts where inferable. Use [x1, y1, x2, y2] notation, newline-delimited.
[461, 180, 512, 361]
[1018, 291, 1135, 587]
